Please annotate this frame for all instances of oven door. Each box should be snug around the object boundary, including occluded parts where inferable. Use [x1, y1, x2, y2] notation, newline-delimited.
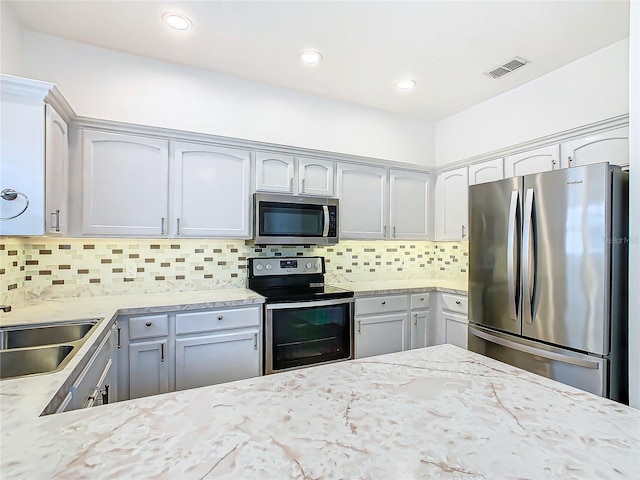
[265, 297, 354, 374]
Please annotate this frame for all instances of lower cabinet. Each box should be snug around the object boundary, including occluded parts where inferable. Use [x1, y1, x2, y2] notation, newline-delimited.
[355, 313, 407, 359]
[117, 306, 261, 401]
[409, 293, 432, 349]
[439, 293, 469, 349]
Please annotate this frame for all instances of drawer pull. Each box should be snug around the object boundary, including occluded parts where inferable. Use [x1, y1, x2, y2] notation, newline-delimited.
[161, 342, 165, 362]
[420, 297, 424, 301]
[455, 301, 461, 305]
[381, 301, 386, 305]
[145, 321, 152, 326]
[218, 315, 224, 320]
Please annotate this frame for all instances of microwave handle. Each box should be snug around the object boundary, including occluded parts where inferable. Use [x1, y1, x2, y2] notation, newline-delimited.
[322, 205, 330, 236]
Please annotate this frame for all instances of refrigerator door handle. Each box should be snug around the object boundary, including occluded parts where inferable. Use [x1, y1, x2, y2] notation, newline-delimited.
[522, 188, 535, 324]
[469, 326, 600, 369]
[507, 190, 520, 322]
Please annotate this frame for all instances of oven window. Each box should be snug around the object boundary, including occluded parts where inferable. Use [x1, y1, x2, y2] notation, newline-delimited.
[260, 202, 324, 237]
[270, 303, 351, 371]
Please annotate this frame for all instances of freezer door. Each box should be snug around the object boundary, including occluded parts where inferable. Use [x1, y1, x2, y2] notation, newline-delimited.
[469, 325, 608, 397]
[522, 163, 611, 355]
[469, 176, 522, 335]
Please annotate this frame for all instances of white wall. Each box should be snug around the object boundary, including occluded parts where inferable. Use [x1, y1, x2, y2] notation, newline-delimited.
[435, 39, 629, 166]
[0, 1, 23, 75]
[628, 1, 639, 410]
[21, 31, 434, 166]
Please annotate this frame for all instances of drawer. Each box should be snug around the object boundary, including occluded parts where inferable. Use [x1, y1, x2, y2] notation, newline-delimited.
[410, 293, 430, 310]
[441, 293, 468, 315]
[356, 295, 407, 316]
[129, 314, 169, 340]
[176, 307, 261, 335]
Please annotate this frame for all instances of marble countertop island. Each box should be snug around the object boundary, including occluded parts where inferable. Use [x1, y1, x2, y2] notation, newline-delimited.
[2, 345, 637, 479]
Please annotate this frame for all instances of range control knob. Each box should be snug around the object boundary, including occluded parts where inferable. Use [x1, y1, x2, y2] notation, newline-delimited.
[265, 264, 273, 270]
[306, 262, 312, 269]
[255, 264, 263, 271]
[314, 263, 320, 269]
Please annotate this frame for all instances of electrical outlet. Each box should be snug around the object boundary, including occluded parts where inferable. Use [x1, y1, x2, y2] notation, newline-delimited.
[125, 263, 137, 279]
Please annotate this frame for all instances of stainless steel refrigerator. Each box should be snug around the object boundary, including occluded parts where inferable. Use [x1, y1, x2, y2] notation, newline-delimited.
[468, 162, 628, 403]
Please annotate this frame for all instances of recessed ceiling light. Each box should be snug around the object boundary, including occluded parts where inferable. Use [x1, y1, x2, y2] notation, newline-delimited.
[300, 51, 323, 65]
[162, 12, 192, 31]
[397, 80, 417, 92]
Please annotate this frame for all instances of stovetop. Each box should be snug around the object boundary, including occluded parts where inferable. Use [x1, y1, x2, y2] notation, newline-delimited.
[249, 284, 354, 303]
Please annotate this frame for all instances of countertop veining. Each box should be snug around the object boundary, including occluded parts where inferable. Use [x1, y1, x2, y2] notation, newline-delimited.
[331, 278, 467, 296]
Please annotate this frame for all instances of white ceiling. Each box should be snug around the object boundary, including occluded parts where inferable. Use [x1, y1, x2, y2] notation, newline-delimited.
[9, 1, 630, 121]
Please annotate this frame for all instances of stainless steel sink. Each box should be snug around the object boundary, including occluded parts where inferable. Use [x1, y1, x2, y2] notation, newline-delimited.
[0, 320, 99, 350]
[0, 319, 102, 380]
[0, 345, 75, 379]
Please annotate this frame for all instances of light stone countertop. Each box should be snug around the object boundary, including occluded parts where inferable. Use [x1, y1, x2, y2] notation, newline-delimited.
[331, 278, 468, 296]
[1, 344, 638, 478]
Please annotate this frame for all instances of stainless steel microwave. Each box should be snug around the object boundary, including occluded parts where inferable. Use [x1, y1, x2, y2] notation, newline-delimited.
[253, 193, 339, 245]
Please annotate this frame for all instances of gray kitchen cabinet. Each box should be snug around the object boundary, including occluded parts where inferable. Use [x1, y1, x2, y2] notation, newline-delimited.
[0, 75, 70, 236]
[468, 158, 504, 186]
[81, 130, 169, 236]
[437, 292, 468, 349]
[174, 307, 261, 391]
[389, 170, 430, 239]
[504, 145, 559, 177]
[560, 126, 629, 169]
[409, 293, 432, 349]
[434, 166, 468, 240]
[172, 141, 251, 237]
[255, 153, 334, 196]
[354, 294, 408, 358]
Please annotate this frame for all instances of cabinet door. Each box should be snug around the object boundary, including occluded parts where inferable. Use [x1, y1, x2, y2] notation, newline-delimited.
[444, 313, 468, 350]
[435, 167, 468, 241]
[410, 310, 432, 349]
[44, 104, 68, 235]
[561, 127, 629, 168]
[337, 164, 387, 239]
[172, 142, 250, 237]
[298, 157, 334, 197]
[175, 329, 260, 391]
[255, 152, 295, 193]
[355, 313, 407, 359]
[468, 158, 504, 186]
[82, 131, 169, 236]
[505, 145, 559, 178]
[129, 339, 170, 399]
[389, 170, 429, 239]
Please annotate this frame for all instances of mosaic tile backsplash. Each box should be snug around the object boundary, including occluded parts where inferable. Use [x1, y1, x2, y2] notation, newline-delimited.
[0, 238, 468, 305]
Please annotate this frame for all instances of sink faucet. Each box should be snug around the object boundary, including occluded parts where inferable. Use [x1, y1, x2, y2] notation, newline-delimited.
[0, 305, 11, 313]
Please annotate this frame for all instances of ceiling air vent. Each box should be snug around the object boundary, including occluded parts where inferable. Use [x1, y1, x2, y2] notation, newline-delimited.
[485, 57, 530, 79]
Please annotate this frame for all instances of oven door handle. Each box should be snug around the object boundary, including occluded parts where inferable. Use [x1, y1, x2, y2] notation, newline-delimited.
[265, 297, 354, 310]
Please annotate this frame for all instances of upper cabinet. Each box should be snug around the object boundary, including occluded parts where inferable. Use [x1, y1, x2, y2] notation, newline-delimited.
[172, 142, 250, 237]
[505, 145, 559, 177]
[468, 158, 504, 186]
[337, 164, 387, 239]
[435, 166, 468, 241]
[389, 170, 429, 239]
[0, 76, 71, 236]
[81, 131, 169, 236]
[560, 127, 629, 169]
[255, 152, 334, 196]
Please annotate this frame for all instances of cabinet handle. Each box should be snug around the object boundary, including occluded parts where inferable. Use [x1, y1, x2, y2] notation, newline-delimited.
[455, 300, 461, 305]
[101, 384, 110, 405]
[116, 327, 121, 349]
[461, 225, 466, 238]
[381, 301, 386, 305]
[254, 333, 258, 351]
[392, 226, 396, 238]
[289, 178, 293, 192]
[177, 218, 181, 236]
[383, 225, 387, 237]
[161, 217, 165, 235]
[357, 320, 361, 334]
[146, 321, 152, 326]
[301, 178, 305, 193]
[51, 209, 60, 232]
[414, 313, 418, 327]
[218, 315, 224, 320]
[420, 297, 424, 301]
[161, 342, 165, 362]
[568, 155, 573, 165]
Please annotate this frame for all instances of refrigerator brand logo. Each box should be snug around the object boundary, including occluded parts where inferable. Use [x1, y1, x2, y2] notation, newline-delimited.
[566, 180, 583, 185]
